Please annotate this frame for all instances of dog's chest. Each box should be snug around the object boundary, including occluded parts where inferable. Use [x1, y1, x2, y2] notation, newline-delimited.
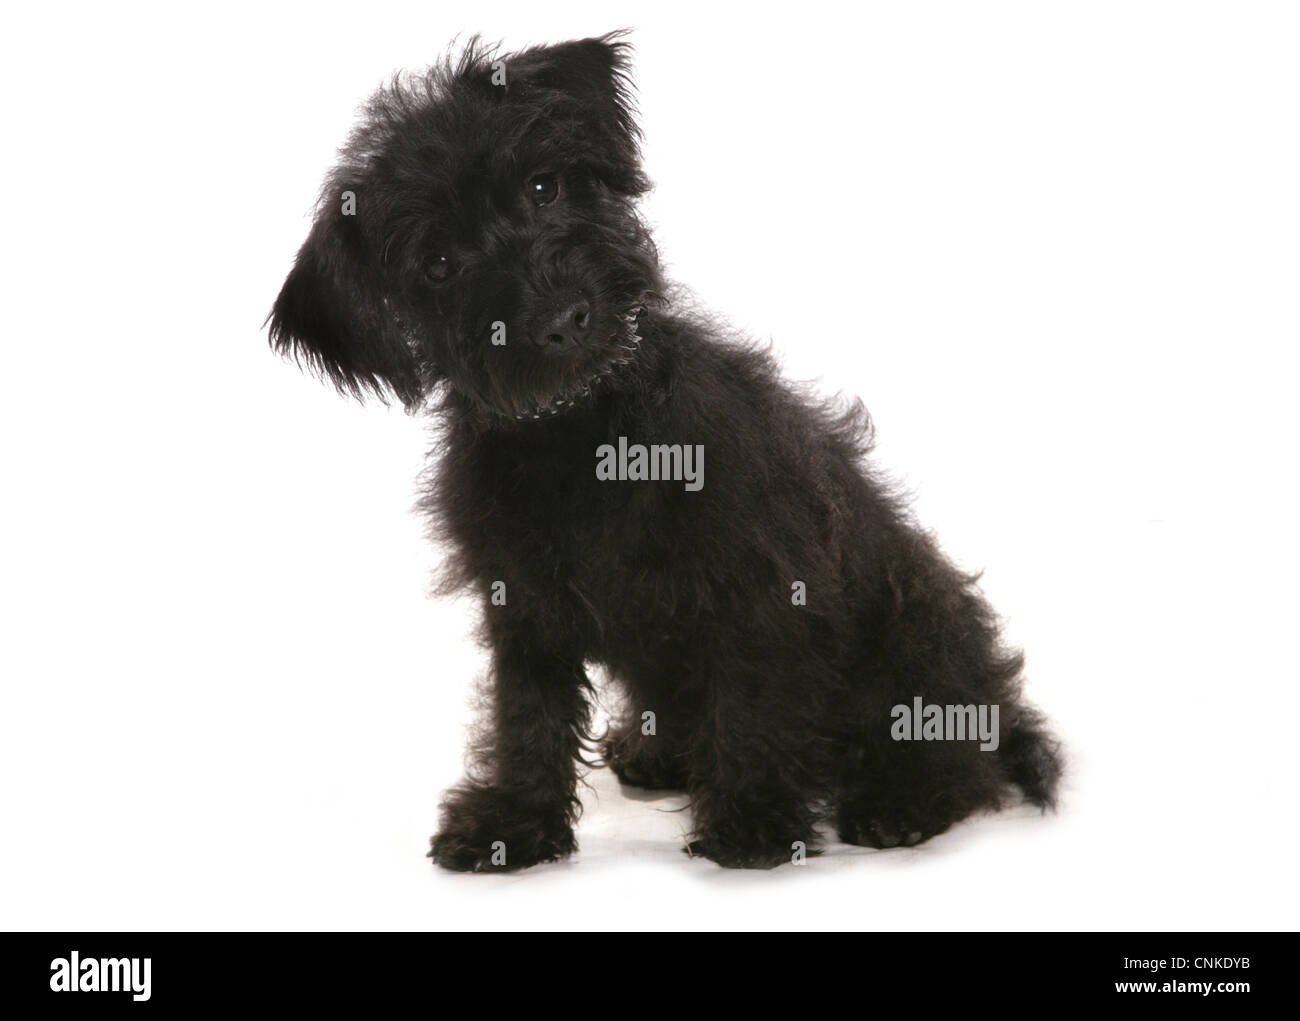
[449, 434, 703, 635]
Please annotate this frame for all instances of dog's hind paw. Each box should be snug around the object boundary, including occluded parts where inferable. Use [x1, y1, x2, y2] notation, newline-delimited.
[836, 816, 948, 849]
[602, 735, 688, 790]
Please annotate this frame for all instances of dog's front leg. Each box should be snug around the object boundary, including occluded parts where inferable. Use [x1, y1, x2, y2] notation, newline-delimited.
[430, 625, 590, 872]
[683, 656, 826, 869]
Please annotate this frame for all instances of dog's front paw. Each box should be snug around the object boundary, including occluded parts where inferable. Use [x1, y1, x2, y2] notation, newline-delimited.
[682, 838, 820, 869]
[429, 786, 577, 872]
[429, 829, 575, 872]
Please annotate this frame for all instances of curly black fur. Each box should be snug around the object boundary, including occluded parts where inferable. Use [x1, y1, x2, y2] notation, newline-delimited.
[268, 32, 1063, 870]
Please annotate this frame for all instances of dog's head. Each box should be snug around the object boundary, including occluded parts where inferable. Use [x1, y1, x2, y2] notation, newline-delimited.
[268, 33, 663, 419]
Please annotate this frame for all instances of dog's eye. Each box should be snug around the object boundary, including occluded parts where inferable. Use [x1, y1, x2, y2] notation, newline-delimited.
[424, 256, 454, 282]
[527, 174, 559, 207]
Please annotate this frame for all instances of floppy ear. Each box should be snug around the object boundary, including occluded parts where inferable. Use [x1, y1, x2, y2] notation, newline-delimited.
[268, 199, 423, 407]
[507, 32, 648, 195]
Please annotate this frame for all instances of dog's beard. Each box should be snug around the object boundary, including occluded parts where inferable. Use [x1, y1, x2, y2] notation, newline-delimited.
[438, 302, 648, 422]
[388, 297, 648, 419]
[505, 303, 645, 421]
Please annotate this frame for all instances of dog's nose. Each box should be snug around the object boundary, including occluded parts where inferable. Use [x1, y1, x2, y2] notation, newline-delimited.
[532, 300, 591, 354]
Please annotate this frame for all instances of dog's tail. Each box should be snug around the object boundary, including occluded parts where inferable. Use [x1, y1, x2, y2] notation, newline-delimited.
[1001, 711, 1064, 809]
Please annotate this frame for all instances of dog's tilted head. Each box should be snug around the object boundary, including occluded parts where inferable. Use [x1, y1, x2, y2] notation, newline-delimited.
[268, 32, 665, 420]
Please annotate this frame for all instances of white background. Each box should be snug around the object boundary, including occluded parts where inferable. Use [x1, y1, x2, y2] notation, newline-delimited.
[2, 1, 1297, 931]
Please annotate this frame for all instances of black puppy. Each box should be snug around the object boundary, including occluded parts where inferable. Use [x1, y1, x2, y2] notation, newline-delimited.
[269, 33, 1062, 870]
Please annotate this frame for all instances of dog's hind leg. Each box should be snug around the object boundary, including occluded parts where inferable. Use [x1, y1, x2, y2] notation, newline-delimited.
[835, 541, 1062, 848]
[601, 666, 697, 790]
[603, 714, 691, 790]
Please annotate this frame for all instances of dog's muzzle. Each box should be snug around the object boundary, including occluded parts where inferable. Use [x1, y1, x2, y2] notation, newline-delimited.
[510, 305, 646, 421]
